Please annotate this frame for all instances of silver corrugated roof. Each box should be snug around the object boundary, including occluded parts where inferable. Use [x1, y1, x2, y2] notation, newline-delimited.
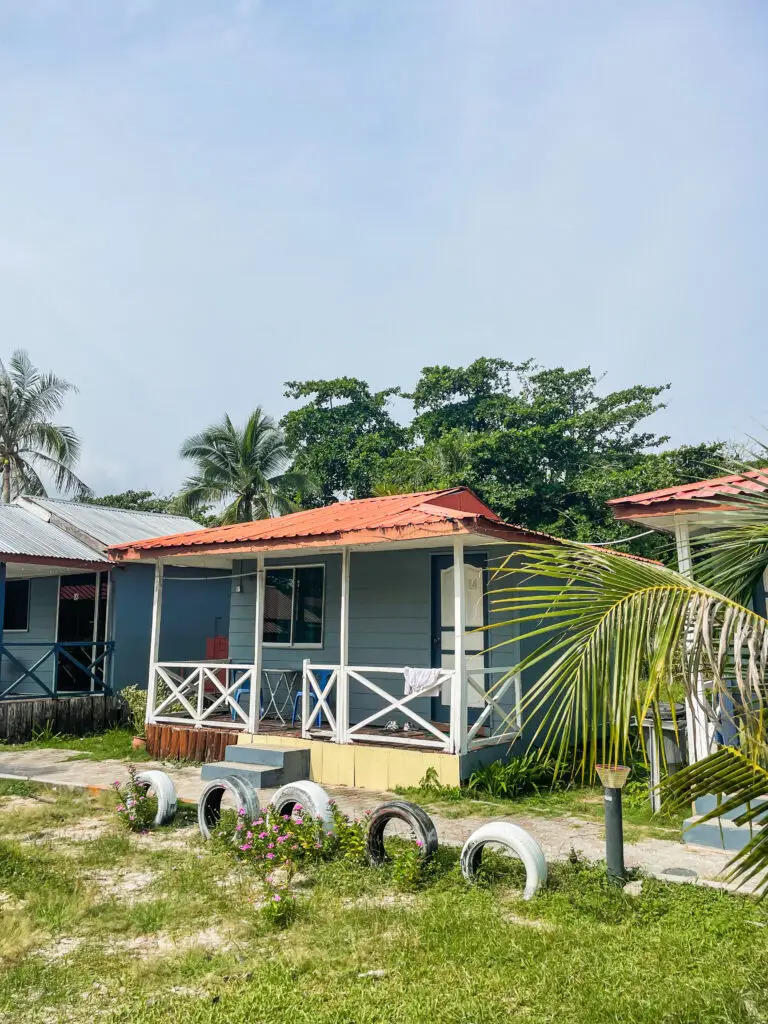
[21, 497, 202, 550]
[0, 506, 104, 563]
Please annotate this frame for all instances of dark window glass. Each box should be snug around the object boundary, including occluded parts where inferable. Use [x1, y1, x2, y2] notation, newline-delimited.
[3, 579, 29, 631]
[293, 567, 324, 645]
[263, 569, 293, 644]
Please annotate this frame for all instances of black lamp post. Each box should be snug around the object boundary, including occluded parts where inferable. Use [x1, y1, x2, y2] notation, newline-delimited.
[595, 764, 631, 885]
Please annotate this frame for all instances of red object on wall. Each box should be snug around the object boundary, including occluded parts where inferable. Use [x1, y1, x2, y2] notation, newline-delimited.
[205, 636, 229, 660]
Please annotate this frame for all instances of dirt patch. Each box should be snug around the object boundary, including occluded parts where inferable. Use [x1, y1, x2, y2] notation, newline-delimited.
[0, 891, 26, 911]
[0, 796, 43, 813]
[39, 936, 84, 963]
[31, 816, 110, 845]
[132, 828, 197, 851]
[344, 893, 416, 910]
[111, 926, 233, 958]
[84, 868, 156, 903]
[502, 913, 555, 930]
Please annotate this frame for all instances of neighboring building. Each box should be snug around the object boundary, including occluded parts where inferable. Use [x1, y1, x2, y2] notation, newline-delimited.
[0, 497, 231, 699]
[109, 487, 557, 788]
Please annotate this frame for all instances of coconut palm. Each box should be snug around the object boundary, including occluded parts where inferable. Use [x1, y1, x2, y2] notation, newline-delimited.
[489, 488, 768, 891]
[0, 350, 90, 503]
[177, 408, 309, 524]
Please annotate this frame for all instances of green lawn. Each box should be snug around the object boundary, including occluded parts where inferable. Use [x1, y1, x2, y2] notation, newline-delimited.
[1, 780, 766, 1023]
[0, 727, 151, 762]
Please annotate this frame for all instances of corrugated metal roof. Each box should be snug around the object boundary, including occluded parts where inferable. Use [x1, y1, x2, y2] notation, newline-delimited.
[23, 497, 202, 549]
[110, 488, 548, 557]
[606, 470, 768, 509]
[0, 506, 105, 563]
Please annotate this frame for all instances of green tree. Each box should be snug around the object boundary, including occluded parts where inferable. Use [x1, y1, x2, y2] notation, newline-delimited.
[494, 487, 768, 891]
[85, 490, 180, 514]
[0, 350, 90, 503]
[281, 378, 405, 504]
[177, 408, 306, 524]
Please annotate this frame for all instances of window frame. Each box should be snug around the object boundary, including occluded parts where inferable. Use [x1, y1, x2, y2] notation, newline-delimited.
[3, 578, 31, 633]
[262, 563, 326, 649]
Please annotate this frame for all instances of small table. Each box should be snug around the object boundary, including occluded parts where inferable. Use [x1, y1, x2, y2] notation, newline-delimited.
[260, 669, 301, 725]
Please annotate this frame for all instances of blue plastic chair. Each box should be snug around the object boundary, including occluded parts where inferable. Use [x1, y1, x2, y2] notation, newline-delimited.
[292, 669, 333, 727]
[230, 680, 264, 722]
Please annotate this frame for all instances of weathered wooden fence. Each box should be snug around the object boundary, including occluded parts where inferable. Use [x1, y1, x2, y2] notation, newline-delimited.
[145, 722, 231, 763]
[0, 694, 129, 743]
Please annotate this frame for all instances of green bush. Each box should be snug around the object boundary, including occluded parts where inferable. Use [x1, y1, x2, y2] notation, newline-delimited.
[121, 685, 147, 737]
[467, 752, 559, 799]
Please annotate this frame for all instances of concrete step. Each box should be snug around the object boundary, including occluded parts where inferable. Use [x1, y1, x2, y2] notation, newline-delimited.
[694, 793, 768, 820]
[201, 760, 285, 788]
[223, 744, 309, 777]
[683, 814, 765, 852]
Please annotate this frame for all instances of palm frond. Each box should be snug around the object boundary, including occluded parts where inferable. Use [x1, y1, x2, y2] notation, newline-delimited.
[661, 747, 768, 892]
[488, 542, 768, 776]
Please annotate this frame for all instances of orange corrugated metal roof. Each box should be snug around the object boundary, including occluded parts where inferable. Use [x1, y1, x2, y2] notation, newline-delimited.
[108, 488, 554, 559]
[607, 469, 768, 509]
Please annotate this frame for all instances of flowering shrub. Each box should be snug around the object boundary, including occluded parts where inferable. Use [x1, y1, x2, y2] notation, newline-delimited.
[391, 839, 426, 891]
[211, 799, 369, 875]
[112, 766, 156, 832]
[260, 876, 299, 929]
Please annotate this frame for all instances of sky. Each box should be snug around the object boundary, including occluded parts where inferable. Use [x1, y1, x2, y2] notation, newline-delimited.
[1, 1, 766, 496]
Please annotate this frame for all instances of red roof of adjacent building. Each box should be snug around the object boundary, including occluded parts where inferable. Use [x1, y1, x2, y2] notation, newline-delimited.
[607, 469, 768, 520]
[109, 488, 553, 560]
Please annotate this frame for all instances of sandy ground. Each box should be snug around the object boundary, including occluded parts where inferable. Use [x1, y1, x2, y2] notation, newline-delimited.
[0, 746, 747, 890]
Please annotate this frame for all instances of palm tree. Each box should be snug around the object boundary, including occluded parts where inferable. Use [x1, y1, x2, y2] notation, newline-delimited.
[489, 488, 768, 891]
[0, 350, 90, 503]
[177, 408, 308, 524]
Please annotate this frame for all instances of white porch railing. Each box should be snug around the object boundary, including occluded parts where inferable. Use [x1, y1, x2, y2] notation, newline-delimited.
[466, 666, 522, 750]
[149, 662, 256, 729]
[303, 662, 454, 752]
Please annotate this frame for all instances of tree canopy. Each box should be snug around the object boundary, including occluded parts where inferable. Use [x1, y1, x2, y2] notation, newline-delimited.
[280, 359, 727, 559]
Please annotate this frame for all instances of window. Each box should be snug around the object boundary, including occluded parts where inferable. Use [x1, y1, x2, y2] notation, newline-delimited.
[263, 565, 324, 646]
[3, 579, 30, 632]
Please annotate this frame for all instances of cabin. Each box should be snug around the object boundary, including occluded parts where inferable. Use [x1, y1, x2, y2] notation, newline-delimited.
[0, 497, 230, 734]
[109, 488, 554, 789]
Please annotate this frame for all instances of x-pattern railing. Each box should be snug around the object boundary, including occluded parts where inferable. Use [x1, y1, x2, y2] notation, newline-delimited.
[301, 664, 338, 739]
[0, 641, 114, 699]
[466, 666, 522, 749]
[152, 662, 256, 728]
[345, 666, 453, 751]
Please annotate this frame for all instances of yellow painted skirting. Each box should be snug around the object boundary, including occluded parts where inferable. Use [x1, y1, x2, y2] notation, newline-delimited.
[236, 732, 461, 790]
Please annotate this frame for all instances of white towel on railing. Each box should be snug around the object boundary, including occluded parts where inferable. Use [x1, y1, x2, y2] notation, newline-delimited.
[403, 667, 444, 696]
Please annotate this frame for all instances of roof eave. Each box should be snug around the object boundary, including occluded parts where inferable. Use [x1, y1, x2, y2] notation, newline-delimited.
[0, 553, 111, 570]
[109, 518, 555, 562]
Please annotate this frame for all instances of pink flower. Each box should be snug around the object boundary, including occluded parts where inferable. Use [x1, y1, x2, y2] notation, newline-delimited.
[255, 818, 264, 826]
[113, 780, 122, 787]
[277, 835, 287, 844]
[416, 840, 424, 848]
[246, 831, 253, 840]
[295, 817, 303, 826]
[273, 894, 281, 902]
[326, 831, 334, 837]
[238, 807, 246, 816]
[235, 822, 244, 832]
[116, 804, 125, 812]
[268, 842, 275, 849]
[272, 825, 280, 833]
[266, 852, 275, 860]
[294, 804, 303, 811]
[239, 843, 252, 851]
[259, 832, 267, 839]
[314, 842, 322, 849]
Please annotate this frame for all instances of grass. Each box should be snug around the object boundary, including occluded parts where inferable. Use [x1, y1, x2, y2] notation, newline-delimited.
[1, 784, 767, 1023]
[0, 727, 152, 762]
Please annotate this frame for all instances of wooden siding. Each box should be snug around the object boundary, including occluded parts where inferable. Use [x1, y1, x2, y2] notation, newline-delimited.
[0, 576, 58, 693]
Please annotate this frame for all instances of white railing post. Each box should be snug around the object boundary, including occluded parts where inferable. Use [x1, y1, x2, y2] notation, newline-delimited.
[450, 537, 468, 755]
[196, 666, 204, 725]
[674, 516, 714, 763]
[337, 547, 351, 744]
[301, 658, 310, 738]
[249, 554, 265, 735]
[146, 559, 164, 727]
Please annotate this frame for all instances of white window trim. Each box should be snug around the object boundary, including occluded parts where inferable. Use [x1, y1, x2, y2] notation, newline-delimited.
[3, 578, 31, 633]
[262, 563, 326, 650]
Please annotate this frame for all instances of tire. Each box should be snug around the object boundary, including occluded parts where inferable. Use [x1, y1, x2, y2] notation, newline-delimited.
[197, 776, 260, 840]
[365, 800, 438, 866]
[270, 781, 335, 833]
[134, 769, 177, 827]
[460, 822, 547, 899]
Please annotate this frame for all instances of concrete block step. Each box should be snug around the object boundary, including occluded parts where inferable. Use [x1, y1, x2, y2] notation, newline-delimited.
[694, 793, 768, 820]
[224, 744, 309, 776]
[200, 761, 284, 789]
[683, 814, 765, 852]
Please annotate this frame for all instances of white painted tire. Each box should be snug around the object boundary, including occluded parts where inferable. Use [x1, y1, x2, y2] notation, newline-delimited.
[460, 822, 547, 899]
[270, 781, 335, 833]
[198, 777, 261, 840]
[134, 770, 178, 827]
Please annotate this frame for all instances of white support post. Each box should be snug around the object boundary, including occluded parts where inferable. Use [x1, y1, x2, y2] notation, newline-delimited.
[301, 658, 310, 739]
[249, 555, 265, 735]
[338, 547, 350, 744]
[146, 559, 164, 728]
[450, 537, 468, 756]
[674, 516, 713, 764]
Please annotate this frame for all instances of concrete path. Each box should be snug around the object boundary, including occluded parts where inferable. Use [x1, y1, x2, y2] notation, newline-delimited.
[0, 748, 749, 893]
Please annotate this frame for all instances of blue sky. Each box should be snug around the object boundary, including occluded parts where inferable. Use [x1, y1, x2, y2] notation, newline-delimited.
[1, 1, 766, 495]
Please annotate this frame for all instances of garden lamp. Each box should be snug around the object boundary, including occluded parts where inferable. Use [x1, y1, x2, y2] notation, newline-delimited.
[595, 764, 631, 885]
